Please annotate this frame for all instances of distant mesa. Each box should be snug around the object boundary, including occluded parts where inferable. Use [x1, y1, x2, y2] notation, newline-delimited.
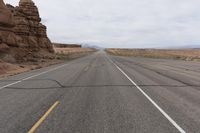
[19, 0, 33, 3]
[53, 43, 82, 48]
[0, 0, 54, 62]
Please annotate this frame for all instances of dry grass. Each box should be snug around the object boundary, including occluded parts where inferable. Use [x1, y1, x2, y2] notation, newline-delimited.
[54, 48, 96, 60]
[106, 48, 200, 61]
[54, 48, 96, 55]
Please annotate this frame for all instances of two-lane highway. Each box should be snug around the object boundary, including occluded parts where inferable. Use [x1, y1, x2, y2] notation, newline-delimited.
[0, 51, 199, 133]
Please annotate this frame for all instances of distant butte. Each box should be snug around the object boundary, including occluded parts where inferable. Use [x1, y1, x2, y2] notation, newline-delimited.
[0, 0, 54, 62]
[20, 0, 33, 3]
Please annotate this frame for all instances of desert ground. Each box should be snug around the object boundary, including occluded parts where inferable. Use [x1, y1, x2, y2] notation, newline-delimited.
[0, 47, 96, 79]
[106, 48, 200, 61]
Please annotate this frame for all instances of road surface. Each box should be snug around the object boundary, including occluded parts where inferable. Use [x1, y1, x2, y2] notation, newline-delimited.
[0, 51, 199, 133]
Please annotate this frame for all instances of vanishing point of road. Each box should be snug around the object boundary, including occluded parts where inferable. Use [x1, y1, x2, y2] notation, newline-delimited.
[0, 51, 200, 133]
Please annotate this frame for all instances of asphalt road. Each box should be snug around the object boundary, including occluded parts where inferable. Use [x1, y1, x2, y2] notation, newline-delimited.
[0, 51, 199, 133]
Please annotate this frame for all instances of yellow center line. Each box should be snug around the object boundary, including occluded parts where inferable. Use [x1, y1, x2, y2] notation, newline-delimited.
[28, 101, 60, 133]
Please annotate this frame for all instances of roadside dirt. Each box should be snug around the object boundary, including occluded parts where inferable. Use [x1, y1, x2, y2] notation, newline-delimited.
[106, 48, 200, 61]
[0, 48, 97, 79]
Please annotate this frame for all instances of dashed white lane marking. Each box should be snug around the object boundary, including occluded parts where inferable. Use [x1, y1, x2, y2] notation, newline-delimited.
[0, 63, 69, 90]
[107, 57, 186, 133]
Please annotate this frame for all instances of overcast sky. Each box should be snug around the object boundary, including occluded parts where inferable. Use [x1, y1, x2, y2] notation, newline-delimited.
[5, 0, 200, 48]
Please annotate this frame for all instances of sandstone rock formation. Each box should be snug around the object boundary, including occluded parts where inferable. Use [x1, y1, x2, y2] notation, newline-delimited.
[0, 0, 18, 49]
[14, 0, 53, 51]
[0, 0, 54, 62]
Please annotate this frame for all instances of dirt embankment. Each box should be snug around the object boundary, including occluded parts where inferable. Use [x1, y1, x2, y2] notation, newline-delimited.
[106, 48, 200, 61]
[0, 47, 97, 79]
[0, 58, 62, 79]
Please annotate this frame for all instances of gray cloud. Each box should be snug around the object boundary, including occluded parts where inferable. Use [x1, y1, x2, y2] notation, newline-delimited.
[6, 0, 200, 48]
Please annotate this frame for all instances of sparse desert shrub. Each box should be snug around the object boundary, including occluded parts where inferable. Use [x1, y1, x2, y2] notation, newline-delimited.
[106, 48, 200, 61]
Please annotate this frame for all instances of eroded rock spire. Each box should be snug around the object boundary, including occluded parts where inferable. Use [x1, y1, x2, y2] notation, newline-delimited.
[0, 0, 54, 61]
[0, 0, 18, 49]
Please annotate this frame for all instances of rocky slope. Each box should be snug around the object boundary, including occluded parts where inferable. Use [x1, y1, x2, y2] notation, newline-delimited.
[0, 0, 54, 63]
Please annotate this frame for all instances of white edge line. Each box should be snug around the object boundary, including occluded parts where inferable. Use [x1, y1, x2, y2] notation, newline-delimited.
[0, 63, 69, 90]
[107, 57, 186, 133]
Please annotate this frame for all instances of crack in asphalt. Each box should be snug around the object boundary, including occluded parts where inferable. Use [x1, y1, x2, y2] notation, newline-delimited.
[2, 79, 200, 90]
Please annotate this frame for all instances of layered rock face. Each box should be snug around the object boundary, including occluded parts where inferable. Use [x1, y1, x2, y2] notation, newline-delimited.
[14, 0, 53, 50]
[0, 0, 18, 51]
[0, 0, 54, 62]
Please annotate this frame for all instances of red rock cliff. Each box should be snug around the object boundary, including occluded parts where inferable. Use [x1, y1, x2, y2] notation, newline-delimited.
[0, 0, 18, 49]
[0, 0, 54, 62]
